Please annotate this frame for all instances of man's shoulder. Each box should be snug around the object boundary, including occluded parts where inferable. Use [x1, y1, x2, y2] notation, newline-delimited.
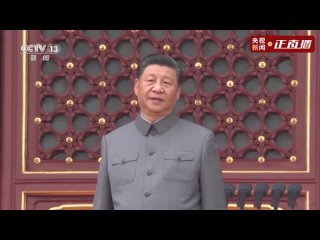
[177, 118, 213, 137]
[104, 121, 136, 139]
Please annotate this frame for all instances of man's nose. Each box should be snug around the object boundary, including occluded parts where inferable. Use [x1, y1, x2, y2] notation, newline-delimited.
[152, 81, 163, 92]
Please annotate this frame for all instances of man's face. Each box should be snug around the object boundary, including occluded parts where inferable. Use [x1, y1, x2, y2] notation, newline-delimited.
[134, 64, 181, 118]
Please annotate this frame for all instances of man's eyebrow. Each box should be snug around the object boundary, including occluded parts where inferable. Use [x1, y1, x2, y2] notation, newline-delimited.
[143, 74, 175, 82]
[145, 74, 156, 77]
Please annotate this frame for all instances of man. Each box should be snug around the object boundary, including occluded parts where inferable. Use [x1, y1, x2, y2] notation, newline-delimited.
[93, 54, 226, 210]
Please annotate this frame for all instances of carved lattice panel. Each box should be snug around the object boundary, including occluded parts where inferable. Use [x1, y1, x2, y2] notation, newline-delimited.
[25, 30, 308, 173]
[21, 191, 94, 210]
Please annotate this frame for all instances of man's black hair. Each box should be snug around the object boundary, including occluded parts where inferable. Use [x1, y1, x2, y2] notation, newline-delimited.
[137, 54, 183, 85]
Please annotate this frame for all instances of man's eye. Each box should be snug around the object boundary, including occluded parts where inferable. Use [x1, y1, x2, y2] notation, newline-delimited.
[164, 81, 172, 85]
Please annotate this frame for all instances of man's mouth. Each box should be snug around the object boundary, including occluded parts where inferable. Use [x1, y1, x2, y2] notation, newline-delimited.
[148, 97, 164, 103]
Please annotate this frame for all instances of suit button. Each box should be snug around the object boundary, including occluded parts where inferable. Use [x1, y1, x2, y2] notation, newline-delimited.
[147, 171, 153, 176]
[144, 192, 151, 197]
[149, 152, 155, 156]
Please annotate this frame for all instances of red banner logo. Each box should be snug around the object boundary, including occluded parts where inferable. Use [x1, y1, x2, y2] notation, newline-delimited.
[250, 35, 315, 53]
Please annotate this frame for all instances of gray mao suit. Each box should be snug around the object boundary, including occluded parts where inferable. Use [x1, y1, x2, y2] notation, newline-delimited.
[93, 111, 226, 210]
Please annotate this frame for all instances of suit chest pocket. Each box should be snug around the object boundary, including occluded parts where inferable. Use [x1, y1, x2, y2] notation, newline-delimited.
[110, 152, 139, 186]
[163, 152, 195, 182]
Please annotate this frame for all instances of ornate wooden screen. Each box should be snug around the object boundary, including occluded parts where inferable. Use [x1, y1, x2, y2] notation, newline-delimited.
[1, 30, 318, 209]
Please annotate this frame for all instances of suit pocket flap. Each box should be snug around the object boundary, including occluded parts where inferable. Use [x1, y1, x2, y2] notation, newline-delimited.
[179, 152, 195, 161]
[111, 152, 139, 165]
[124, 152, 139, 161]
[164, 152, 194, 161]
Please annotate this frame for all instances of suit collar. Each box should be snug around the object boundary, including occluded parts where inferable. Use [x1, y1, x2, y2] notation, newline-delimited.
[135, 111, 179, 136]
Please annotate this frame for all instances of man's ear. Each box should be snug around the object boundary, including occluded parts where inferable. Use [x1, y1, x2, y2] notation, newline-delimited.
[134, 78, 139, 96]
[176, 87, 181, 101]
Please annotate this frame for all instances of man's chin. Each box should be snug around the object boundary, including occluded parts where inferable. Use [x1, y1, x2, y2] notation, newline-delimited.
[147, 99, 165, 105]
[146, 107, 167, 114]
[148, 109, 164, 113]
[146, 103, 165, 110]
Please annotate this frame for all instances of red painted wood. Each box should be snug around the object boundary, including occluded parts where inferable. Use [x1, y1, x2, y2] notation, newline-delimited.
[1, 30, 319, 209]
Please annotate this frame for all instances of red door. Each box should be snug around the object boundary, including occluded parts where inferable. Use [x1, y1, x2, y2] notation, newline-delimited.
[1, 30, 319, 209]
